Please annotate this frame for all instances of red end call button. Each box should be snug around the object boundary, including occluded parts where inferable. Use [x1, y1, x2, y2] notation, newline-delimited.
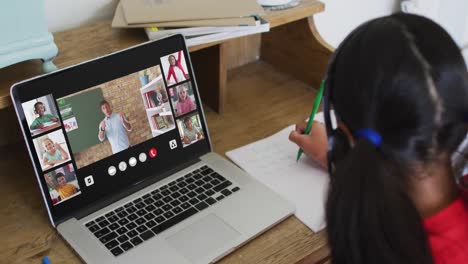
[149, 148, 158, 158]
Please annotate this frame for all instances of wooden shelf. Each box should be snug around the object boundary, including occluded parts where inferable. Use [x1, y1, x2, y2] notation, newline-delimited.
[266, 0, 324, 28]
[0, 0, 326, 111]
[140, 74, 163, 93]
[151, 126, 174, 135]
[158, 111, 173, 116]
[146, 108, 172, 116]
[145, 106, 163, 112]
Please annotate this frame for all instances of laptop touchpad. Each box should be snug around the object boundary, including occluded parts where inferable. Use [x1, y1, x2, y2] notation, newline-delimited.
[166, 214, 240, 262]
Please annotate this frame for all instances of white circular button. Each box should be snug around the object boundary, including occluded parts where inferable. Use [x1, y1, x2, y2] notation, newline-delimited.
[129, 157, 137, 167]
[119, 161, 127, 171]
[108, 166, 117, 176]
[139, 152, 147, 162]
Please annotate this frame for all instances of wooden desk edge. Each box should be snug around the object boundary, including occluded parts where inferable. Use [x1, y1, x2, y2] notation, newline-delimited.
[267, 0, 324, 28]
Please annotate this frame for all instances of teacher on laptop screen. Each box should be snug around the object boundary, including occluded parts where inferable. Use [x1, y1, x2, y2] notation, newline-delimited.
[98, 99, 132, 154]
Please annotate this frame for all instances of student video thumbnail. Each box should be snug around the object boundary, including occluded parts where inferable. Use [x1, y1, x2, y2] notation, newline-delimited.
[161, 50, 190, 86]
[57, 65, 175, 169]
[44, 164, 81, 205]
[22, 94, 61, 137]
[169, 82, 197, 117]
[176, 113, 205, 147]
[33, 130, 72, 171]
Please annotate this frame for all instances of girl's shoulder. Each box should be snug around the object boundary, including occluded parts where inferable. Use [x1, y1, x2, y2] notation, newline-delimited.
[423, 182, 468, 264]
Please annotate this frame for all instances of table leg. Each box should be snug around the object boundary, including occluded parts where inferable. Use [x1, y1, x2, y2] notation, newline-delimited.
[190, 43, 227, 114]
[261, 17, 333, 88]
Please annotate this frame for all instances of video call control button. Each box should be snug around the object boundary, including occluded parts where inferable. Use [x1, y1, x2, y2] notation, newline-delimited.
[119, 161, 127, 172]
[169, 139, 177, 150]
[85, 175, 95, 187]
[108, 166, 117, 176]
[149, 148, 158, 158]
[139, 153, 147, 162]
[129, 157, 137, 167]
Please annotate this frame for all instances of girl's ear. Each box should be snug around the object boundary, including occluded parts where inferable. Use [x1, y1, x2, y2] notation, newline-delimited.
[411, 151, 451, 180]
[337, 122, 355, 147]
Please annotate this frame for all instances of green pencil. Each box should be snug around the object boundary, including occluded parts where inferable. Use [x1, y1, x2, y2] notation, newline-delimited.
[296, 80, 325, 162]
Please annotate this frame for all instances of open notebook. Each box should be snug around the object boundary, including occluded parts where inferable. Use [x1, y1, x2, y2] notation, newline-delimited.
[226, 112, 334, 232]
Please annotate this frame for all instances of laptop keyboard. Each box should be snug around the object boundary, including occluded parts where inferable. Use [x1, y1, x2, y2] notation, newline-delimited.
[84, 165, 240, 257]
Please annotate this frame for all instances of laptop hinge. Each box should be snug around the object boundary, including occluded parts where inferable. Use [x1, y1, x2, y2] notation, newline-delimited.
[55, 156, 203, 226]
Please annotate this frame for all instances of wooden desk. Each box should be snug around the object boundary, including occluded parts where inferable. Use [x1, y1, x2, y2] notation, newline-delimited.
[30, 122, 61, 137]
[1, 62, 330, 264]
[1, 0, 333, 263]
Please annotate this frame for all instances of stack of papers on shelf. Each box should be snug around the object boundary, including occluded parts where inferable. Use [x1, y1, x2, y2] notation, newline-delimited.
[145, 17, 269, 47]
[120, 0, 265, 25]
[112, 0, 268, 46]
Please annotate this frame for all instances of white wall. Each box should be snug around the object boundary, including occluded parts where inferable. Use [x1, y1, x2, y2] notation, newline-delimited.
[402, 0, 468, 45]
[400, 0, 468, 64]
[464, 25, 468, 65]
[438, 0, 468, 65]
[45, 0, 118, 32]
[314, 0, 399, 48]
[314, 0, 468, 65]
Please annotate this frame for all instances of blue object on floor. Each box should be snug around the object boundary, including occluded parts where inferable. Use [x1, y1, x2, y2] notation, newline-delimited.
[42, 256, 51, 264]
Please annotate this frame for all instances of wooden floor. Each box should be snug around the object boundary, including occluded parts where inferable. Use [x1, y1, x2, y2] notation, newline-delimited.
[0, 61, 330, 264]
[206, 61, 318, 156]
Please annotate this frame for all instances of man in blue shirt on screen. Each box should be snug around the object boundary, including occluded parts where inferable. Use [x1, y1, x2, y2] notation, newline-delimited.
[98, 100, 132, 154]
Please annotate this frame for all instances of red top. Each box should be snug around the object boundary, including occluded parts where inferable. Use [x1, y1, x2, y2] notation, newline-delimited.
[167, 50, 187, 84]
[423, 176, 468, 264]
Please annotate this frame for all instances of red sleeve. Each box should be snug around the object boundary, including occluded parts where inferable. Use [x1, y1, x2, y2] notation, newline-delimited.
[423, 188, 468, 264]
[178, 65, 187, 76]
[167, 66, 176, 83]
[176, 50, 187, 76]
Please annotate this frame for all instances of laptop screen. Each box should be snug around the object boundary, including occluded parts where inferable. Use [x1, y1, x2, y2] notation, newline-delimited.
[11, 35, 211, 223]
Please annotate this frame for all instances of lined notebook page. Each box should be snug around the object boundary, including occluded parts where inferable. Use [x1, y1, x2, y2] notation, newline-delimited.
[226, 113, 331, 232]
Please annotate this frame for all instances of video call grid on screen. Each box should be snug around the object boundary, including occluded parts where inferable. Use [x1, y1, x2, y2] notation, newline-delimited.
[56, 64, 178, 170]
[12, 36, 212, 221]
[22, 93, 83, 206]
[159, 49, 203, 149]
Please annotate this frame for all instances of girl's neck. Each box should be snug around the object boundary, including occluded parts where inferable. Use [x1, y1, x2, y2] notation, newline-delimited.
[407, 153, 459, 218]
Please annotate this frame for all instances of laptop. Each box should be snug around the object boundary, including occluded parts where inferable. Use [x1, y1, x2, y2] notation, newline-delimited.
[10, 35, 294, 264]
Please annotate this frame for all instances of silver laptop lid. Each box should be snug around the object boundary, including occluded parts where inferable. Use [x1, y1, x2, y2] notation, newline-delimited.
[10, 35, 213, 226]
